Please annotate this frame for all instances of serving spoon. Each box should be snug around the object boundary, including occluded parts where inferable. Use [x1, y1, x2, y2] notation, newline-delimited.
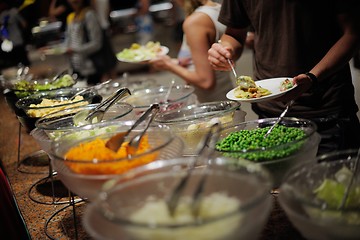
[263, 100, 295, 138]
[69, 79, 113, 101]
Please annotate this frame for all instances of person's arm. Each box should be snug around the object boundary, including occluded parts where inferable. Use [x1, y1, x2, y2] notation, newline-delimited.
[48, 0, 66, 19]
[293, 10, 360, 93]
[74, 11, 102, 55]
[207, 27, 247, 71]
[150, 11, 217, 89]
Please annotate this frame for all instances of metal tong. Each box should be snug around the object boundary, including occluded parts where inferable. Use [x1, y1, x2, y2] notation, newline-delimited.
[105, 103, 160, 153]
[167, 122, 222, 218]
[339, 147, 360, 210]
[84, 87, 131, 122]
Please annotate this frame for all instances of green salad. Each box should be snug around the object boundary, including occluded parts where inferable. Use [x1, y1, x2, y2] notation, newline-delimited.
[13, 74, 75, 98]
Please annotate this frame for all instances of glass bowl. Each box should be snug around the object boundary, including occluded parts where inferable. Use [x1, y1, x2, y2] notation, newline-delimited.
[35, 102, 135, 140]
[3, 74, 77, 114]
[278, 149, 360, 240]
[214, 117, 320, 189]
[155, 100, 243, 155]
[51, 121, 184, 200]
[123, 84, 196, 115]
[83, 156, 274, 240]
[15, 88, 101, 133]
[95, 76, 160, 99]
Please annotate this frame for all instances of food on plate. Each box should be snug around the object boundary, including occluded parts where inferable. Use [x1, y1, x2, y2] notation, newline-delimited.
[215, 125, 306, 161]
[26, 96, 88, 118]
[279, 78, 294, 92]
[64, 134, 158, 174]
[125, 192, 242, 240]
[234, 76, 271, 99]
[116, 41, 163, 62]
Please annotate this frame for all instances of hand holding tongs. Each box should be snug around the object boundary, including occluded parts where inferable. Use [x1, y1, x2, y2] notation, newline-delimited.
[167, 122, 222, 218]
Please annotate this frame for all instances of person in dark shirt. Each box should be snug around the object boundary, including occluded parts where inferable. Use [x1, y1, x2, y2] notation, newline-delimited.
[208, 0, 360, 154]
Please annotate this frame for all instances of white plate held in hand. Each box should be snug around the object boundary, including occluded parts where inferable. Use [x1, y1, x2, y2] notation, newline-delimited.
[226, 77, 296, 103]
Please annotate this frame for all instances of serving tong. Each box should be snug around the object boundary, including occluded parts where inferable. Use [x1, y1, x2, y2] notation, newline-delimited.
[339, 147, 360, 210]
[69, 79, 113, 101]
[105, 103, 160, 155]
[167, 122, 221, 218]
[73, 87, 131, 126]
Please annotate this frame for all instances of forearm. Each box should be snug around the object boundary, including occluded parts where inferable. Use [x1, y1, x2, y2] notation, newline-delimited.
[167, 60, 215, 89]
[309, 13, 360, 81]
[222, 27, 247, 60]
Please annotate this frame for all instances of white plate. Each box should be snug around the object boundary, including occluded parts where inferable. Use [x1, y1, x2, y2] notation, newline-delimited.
[117, 46, 169, 64]
[226, 77, 296, 103]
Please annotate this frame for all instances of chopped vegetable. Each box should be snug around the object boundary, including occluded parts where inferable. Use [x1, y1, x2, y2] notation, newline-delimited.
[64, 134, 158, 175]
[215, 125, 306, 161]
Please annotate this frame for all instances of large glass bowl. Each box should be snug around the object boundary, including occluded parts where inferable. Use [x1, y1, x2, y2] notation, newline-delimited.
[83, 156, 274, 240]
[51, 121, 184, 200]
[15, 88, 101, 133]
[278, 149, 360, 240]
[94, 76, 159, 99]
[214, 117, 320, 188]
[122, 84, 196, 115]
[35, 102, 135, 140]
[3, 74, 77, 114]
[155, 100, 244, 155]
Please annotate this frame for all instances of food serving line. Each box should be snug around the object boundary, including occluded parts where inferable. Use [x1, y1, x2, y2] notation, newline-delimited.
[2, 60, 359, 240]
[0, 70, 309, 239]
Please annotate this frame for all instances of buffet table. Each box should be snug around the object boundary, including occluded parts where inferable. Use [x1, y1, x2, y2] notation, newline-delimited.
[0, 91, 305, 239]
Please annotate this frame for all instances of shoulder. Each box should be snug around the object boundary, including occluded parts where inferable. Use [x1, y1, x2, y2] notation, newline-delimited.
[183, 10, 213, 32]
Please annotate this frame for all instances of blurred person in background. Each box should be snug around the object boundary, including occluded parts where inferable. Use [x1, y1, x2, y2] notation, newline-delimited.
[208, 0, 360, 153]
[149, 0, 233, 103]
[48, 0, 73, 32]
[65, 0, 117, 85]
[91, 0, 117, 80]
[0, 1, 30, 70]
[135, 0, 154, 44]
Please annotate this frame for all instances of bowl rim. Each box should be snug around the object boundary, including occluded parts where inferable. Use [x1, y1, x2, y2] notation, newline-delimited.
[52, 124, 175, 164]
[9, 74, 77, 93]
[15, 87, 97, 110]
[154, 100, 241, 124]
[215, 117, 317, 155]
[94, 156, 273, 228]
[123, 84, 195, 108]
[279, 148, 360, 214]
[35, 102, 134, 131]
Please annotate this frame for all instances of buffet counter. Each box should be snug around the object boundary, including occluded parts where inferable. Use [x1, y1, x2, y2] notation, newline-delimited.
[0, 92, 305, 239]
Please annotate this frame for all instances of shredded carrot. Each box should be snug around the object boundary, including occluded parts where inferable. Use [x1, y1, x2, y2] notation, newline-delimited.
[64, 134, 159, 175]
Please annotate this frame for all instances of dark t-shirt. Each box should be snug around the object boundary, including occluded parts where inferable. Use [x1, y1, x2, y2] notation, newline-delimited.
[219, 0, 359, 118]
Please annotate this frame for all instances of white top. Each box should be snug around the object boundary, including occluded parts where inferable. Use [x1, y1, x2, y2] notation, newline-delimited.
[177, 4, 234, 103]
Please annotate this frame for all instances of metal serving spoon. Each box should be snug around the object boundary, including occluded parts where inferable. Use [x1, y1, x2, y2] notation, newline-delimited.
[264, 100, 295, 138]
[69, 79, 113, 101]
